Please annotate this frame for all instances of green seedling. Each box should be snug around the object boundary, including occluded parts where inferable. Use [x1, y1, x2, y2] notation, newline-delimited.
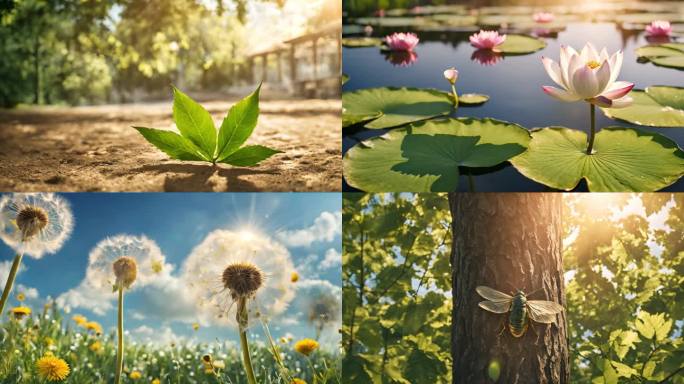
[134, 84, 281, 166]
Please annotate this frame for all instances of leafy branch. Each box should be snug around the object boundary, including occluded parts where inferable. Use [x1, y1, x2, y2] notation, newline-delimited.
[134, 84, 281, 167]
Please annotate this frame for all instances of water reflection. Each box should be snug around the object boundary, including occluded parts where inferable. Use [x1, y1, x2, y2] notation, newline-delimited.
[385, 50, 419, 67]
[471, 49, 504, 66]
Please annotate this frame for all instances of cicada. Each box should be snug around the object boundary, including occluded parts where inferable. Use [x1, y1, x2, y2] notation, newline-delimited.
[476, 285, 564, 337]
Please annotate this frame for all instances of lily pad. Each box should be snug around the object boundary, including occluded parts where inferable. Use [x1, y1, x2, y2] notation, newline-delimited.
[342, 37, 384, 48]
[459, 93, 490, 106]
[342, 112, 382, 128]
[343, 118, 531, 192]
[510, 127, 684, 192]
[635, 43, 684, 70]
[601, 87, 684, 128]
[343, 87, 453, 129]
[495, 34, 547, 55]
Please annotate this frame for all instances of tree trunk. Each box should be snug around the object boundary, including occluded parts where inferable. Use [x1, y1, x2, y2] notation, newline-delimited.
[450, 193, 569, 384]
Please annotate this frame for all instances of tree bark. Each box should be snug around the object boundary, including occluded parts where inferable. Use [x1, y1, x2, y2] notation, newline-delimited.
[450, 193, 569, 384]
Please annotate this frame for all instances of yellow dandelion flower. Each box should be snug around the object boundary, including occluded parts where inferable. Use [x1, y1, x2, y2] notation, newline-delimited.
[151, 259, 163, 274]
[89, 341, 102, 352]
[291, 379, 307, 384]
[35, 355, 70, 382]
[72, 314, 87, 326]
[212, 360, 225, 369]
[16, 292, 25, 302]
[85, 321, 102, 335]
[294, 338, 319, 356]
[129, 371, 142, 380]
[45, 337, 55, 346]
[151, 379, 161, 384]
[291, 271, 299, 283]
[192, 322, 199, 331]
[10, 306, 31, 319]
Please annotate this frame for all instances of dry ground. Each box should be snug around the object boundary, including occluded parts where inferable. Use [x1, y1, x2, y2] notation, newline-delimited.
[0, 98, 340, 191]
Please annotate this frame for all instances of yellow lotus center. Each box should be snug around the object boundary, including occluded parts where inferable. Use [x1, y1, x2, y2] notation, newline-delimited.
[586, 60, 601, 69]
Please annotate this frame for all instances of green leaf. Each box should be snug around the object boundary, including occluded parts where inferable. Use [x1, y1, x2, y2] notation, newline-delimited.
[216, 84, 261, 161]
[510, 127, 684, 192]
[600, 359, 619, 384]
[172, 87, 217, 158]
[459, 93, 489, 106]
[495, 34, 547, 54]
[635, 311, 672, 341]
[636, 42, 684, 70]
[133, 127, 208, 161]
[601, 87, 684, 127]
[343, 118, 530, 192]
[343, 87, 453, 129]
[219, 145, 280, 166]
[342, 37, 383, 47]
[342, 112, 383, 128]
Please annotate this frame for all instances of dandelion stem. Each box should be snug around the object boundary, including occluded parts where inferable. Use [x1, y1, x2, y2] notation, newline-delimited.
[115, 285, 124, 384]
[0, 252, 24, 315]
[237, 298, 258, 384]
[451, 84, 459, 108]
[586, 103, 596, 155]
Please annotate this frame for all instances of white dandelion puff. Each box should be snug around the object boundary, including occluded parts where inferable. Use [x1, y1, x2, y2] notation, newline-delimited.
[85, 234, 167, 292]
[0, 193, 73, 258]
[182, 229, 295, 328]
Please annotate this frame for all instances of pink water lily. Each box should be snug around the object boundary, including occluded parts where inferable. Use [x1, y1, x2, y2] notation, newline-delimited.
[533, 12, 555, 23]
[469, 30, 506, 50]
[645, 20, 672, 37]
[385, 32, 419, 51]
[541, 43, 634, 108]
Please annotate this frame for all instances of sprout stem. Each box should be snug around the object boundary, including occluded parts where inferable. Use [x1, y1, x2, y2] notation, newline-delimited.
[115, 285, 124, 384]
[451, 84, 459, 108]
[237, 297, 258, 384]
[586, 103, 596, 155]
[0, 253, 24, 315]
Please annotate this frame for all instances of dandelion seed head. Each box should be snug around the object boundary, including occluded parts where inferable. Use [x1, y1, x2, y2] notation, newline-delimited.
[221, 262, 263, 298]
[113, 256, 138, 289]
[0, 193, 73, 258]
[86, 234, 166, 293]
[182, 229, 295, 328]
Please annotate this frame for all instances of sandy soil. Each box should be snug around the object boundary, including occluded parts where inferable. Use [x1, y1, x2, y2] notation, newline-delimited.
[0, 98, 341, 192]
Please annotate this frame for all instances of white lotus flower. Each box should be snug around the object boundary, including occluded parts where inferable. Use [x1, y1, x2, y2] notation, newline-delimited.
[0, 193, 73, 258]
[182, 229, 295, 328]
[541, 43, 634, 108]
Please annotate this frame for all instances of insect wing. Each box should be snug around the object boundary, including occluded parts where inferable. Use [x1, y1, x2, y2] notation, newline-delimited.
[527, 300, 564, 324]
[478, 300, 511, 314]
[476, 286, 513, 302]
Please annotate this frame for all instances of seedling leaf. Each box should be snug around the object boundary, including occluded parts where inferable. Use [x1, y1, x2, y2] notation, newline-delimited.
[172, 87, 217, 158]
[219, 145, 281, 166]
[133, 127, 208, 161]
[216, 84, 261, 161]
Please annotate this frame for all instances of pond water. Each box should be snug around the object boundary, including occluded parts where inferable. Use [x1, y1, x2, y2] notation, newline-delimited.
[343, 16, 684, 191]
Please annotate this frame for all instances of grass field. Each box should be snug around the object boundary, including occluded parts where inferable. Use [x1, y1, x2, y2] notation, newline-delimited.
[0, 304, 341, 383]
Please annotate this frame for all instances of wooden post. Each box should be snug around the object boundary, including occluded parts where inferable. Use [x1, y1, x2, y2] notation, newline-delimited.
[290, 43, 297, 94]
[262, 54, 268, 84]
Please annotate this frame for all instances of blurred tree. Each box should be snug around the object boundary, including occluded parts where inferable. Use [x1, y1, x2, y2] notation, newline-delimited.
[450, 193, 569, 383]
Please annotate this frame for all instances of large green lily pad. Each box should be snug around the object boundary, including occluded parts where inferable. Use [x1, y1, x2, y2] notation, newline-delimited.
[343, 118, 531, 191]
[601, 87, 684, 128]
[495, 34, 547, 55]
[510, 127, 684, 192]
[343, 87, 454, 129]
[635, 43, 684, 70]
[342, 37, 384, 48]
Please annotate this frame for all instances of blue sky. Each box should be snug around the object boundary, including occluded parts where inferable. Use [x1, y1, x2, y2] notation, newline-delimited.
[0, 193, 341, 348]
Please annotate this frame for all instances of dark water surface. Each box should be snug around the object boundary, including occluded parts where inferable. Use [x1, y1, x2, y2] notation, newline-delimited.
[343, 22, 684, 191]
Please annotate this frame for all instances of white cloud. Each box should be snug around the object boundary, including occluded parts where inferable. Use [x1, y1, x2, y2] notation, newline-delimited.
[131, 325, 185, 346]
[56, 280, 114, 315]
[0, 260, 24, 285]
[16, 284, 39, 300]
[320, 248, 341, 269]
[276, 211, 341, 247]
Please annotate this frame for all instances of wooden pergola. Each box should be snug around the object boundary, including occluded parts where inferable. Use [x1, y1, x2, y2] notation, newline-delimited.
[244, 21, 341, 98]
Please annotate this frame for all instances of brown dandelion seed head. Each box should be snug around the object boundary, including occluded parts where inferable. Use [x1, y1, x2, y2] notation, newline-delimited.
[16, 206, 49, 240]
[113, 256, 138, 288]
[221, 262, 263, 298]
